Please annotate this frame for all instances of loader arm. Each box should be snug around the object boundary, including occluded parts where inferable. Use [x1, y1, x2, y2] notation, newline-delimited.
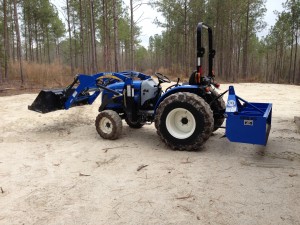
[65, 71, 150, 109]
[28, 71, 150, 113]
[64, 73, 122, 110]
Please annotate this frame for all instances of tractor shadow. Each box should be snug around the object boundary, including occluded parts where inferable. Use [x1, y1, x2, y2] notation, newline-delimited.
[120, 124, 166, 150]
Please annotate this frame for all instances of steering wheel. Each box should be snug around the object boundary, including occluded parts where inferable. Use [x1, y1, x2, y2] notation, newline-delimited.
[165, 78, 181, 92]
[154, 72, 171, 83]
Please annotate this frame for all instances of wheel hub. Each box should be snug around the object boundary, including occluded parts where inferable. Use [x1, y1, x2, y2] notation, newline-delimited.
[181, 117, 188, 125]
[100, 118, 112, 134]
[166, 108, 196, 139]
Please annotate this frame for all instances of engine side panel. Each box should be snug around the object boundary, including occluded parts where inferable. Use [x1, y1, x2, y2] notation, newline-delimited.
[140, 78, 159, 106]
[100, 81, 142, 111]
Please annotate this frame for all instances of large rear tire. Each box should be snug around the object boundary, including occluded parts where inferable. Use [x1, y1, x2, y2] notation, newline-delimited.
[209, 89, 226, 131]
[155, 92, 214, 151]
[95, 110, 122, 140]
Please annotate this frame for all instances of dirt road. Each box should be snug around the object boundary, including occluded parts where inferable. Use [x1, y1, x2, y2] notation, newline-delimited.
[0, 83, 299, 225]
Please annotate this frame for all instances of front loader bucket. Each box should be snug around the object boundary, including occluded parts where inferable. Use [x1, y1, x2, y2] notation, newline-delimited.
[28, 89, 66, 113]
[225, 86, 272, 145]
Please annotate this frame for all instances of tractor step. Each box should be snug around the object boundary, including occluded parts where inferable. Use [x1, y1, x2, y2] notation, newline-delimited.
[28, 89, 66, 113]
[225, 86, 272, 145]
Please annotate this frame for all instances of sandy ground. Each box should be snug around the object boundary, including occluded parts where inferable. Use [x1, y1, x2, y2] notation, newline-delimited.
[0, 83, 300, 225]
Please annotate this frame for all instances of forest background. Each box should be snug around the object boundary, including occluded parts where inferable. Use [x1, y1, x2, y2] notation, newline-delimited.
[0, 0, 299, 88]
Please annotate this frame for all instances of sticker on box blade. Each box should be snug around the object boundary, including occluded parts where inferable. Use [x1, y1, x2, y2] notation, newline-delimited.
[244, 120, 253, 126]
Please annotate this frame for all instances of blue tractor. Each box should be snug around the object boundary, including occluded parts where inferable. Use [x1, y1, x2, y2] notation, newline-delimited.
[29, 23, 272, 151]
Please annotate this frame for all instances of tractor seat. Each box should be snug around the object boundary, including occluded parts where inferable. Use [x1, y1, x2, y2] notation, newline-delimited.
[188, 71, 201, 85]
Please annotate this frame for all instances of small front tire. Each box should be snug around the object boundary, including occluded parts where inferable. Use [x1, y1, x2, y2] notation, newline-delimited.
[95, 110, 122, 140]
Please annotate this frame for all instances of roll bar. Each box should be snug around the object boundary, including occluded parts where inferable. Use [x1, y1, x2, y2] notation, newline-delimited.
[196, 22, 215, 78]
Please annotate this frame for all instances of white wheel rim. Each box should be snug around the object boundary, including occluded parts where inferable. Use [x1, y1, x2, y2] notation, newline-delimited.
[166, 108, 196, 139]
[100, 117, 113, 134]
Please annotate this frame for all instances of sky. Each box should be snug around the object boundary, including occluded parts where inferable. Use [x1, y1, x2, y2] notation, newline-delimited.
[258, 0, 286, 38]
[52, 0, 286, 47]
[122, 0, 164, 47]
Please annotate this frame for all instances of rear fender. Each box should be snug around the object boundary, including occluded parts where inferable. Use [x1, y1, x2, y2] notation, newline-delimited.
[154, 85, 204, 113]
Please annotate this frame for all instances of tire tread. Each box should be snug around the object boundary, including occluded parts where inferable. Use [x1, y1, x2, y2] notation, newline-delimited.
[95, 110, 122, 140]
[155, 92, 214, 151]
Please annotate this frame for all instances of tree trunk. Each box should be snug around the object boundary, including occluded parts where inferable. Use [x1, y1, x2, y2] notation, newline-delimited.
[229, 15, 234, 82]
[23, 7, 28, 62]
[266, 52, 269, 82]
[293, 31, 298, 84]
[10, 4, 16, 61]
[103, 0, 107, 70]
[34, 20, 39, 62]
[130, 0, 134, 70]
[102, 0, 109, 71]
[28, 17, 33, 61]
[3, 0, 9, 81]
[242, 0, 250, 79]
[90, 0, 97, 72]
[83, 0, 92, 73]
[47, 28, 51, 64]
[79, 0, 86, 73]
[278, 41, 284, 83]
[107, 16, 112, 71]
[183, 0, 188, 77]
[113, 0, 119, 72]
[273, 43, 278, 83]
[0, 56, 2, 83]
[289, 30, 294, 83]
[66, 0, 74, 75]
[13, 0, 24, 85]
